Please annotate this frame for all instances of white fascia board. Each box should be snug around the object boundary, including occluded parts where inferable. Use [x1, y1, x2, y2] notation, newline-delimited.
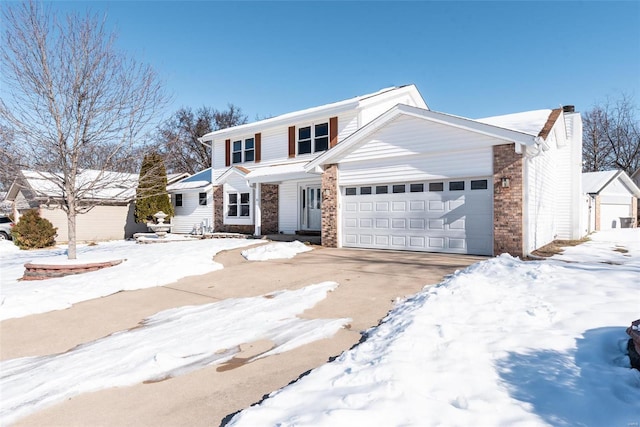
[619, 173, 640, 198]
[305, 104, 537, 171]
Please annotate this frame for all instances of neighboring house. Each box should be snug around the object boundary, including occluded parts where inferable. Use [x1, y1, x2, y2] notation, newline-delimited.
[632, 168, 640, 224]
[5, 169, 187, 242]
[167, 168, 214, 234]
[199, 85, 584, 257]
[582, 170, 640, 233]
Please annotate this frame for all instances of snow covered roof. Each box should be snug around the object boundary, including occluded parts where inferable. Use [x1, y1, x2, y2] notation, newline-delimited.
[167, 169, 213, 192]
[246, 163, 311, 184]
[582, 170, 640, 196]
[6, 169, 145, 203]
[476, 109, 555, 137]
[199, 85, 426, 141]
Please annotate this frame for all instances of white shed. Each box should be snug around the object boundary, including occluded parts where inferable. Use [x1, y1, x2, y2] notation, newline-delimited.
[582, 170, 640, 232]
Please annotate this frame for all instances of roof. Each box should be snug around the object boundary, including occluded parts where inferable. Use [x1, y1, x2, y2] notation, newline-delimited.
[476, 109, 558, 137]
[199, 85, 426, 141]
[7, 169, 181, 203]
[167, 169, 213, 192]
[582, 170, 640, 197]
[305, 104, 542, 172]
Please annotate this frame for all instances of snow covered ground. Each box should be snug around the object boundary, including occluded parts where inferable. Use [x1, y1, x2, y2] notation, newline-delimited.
[1, 230, 639, 426]
[242, 240, 313, 261]
[227, 229, 640, 427]
[0, 238, 265, 320]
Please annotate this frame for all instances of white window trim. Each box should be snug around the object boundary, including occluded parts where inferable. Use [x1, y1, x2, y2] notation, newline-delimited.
[297, 121, 329, 156]
[224, 189, 254, 225]
[232, 137, 255, 164]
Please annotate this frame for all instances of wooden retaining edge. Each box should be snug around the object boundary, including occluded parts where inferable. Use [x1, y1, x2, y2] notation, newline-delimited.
[22, 259, 125, 281]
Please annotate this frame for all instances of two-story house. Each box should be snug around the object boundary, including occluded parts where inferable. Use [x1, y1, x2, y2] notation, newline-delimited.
[199, 85, 584, 257]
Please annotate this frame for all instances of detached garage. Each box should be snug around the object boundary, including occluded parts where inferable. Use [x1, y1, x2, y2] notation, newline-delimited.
[306, 104, 584, 257]
[582, 170, 640, 232]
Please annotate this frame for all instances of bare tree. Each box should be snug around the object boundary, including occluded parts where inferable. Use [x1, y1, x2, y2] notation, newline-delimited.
[582, 94, 640, 176]
[1, 1, 167, 259]
[157, 105, 247, 175]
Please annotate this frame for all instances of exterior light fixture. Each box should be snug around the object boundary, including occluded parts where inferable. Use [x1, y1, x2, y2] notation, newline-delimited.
[501, 177, 510, 188]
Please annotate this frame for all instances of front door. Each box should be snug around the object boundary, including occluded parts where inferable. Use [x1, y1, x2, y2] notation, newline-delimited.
[303, 186, 322, 230]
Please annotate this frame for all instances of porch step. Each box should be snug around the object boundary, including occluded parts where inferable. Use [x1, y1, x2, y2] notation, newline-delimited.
[295, 230, 321, 236]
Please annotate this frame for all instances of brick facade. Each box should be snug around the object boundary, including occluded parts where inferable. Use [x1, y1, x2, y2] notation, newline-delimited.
[493, 144, 524, 257]
[260, 184, 279, 234]
[321, 164, 338, 247]
[213, 184, 279, 235]
[212, 185, 255, 234]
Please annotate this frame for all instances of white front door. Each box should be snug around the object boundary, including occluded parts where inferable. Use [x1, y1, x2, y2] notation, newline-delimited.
[303, 186, 322, 230]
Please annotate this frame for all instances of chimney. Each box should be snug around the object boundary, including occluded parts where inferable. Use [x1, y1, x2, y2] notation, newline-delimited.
[562, 105, 575, 113]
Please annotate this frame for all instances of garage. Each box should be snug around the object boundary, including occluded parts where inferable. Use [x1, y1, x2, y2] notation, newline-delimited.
[582, 170, 640, 232]
[341, 178, 493, 255]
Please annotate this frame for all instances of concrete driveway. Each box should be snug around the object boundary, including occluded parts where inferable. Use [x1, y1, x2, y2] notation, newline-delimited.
[2, 245, 486, 426]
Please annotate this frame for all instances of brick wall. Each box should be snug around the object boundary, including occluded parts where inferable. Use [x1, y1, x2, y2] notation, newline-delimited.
[321, 164, 338, 247]
[493, 144, 524, 257]
[261, 184, 279, 234]
[212, 185, 255, 234]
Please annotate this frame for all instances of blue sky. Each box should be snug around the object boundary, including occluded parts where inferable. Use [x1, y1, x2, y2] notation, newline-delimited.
[45, 1, 639, 122]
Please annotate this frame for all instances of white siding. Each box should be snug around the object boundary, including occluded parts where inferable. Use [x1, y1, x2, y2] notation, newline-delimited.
[339, 148, 492, 186]
[171, 191, 213, 234]
[278, 181, 299, 233]
[343, 115, 503, 163]
[260, 127, 289, 163]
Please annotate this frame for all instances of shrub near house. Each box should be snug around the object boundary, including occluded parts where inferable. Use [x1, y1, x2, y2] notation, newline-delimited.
[12, 209, 57, 249]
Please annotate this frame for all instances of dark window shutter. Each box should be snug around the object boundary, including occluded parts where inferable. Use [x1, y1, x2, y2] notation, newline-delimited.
[225, 139, 231, 166]
[288, 126, 295, 158]
[330, 116, 338, 148]
[255, 133, 261, 163]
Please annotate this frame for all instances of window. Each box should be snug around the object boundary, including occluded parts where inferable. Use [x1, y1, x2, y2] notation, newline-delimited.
[227, 192, 250, 217]
[392, 184, 405, 193]
[232, 140, 242, 164]
[175, 194, 182, 207]
[360, 186, 372, 195]
[410, 183, 424, 193]
[429, 182, 444, 192]
[471, 179, 488, 190]
[314, 123, 329, 152]
[298, 122, 329, 154]
[232, 138, 255, 164]
[345, 187, 357, 196]
[449, 181, 465, 191]
[244, 138, 255, 162]
[376, 185, 388, 194]
[199, 192, 207, 206]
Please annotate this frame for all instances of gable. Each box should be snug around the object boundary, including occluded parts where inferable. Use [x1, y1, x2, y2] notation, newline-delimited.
[340, 114, 511, 164]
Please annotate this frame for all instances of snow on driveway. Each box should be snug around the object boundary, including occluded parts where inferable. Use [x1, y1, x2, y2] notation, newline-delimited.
[242, 240, 313, 261]
[0, 282, 350, 425]
[227, 229, 640, 427]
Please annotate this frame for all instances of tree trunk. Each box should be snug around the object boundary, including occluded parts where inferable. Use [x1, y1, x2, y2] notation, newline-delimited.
[66, 191, 78, 260]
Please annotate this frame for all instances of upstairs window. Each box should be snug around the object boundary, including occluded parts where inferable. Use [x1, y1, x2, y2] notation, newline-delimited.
[298, 122, 329, 154]
[232, 138, 255, 164]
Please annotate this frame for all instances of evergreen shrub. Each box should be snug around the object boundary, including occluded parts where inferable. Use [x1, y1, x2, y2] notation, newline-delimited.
[12, 210, 57, 249]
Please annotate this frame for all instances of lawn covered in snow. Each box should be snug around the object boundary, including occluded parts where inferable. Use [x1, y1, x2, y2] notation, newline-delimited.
[227, 230, 640, 427]
[0, 238, 264, 320]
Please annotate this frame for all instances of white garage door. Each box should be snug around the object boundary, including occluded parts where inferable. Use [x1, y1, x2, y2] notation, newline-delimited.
[600, 203, 632, 229]
[341, 178, 493, 255]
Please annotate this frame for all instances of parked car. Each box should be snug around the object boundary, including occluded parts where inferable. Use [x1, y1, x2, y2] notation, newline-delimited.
[0, 216, 15, 240]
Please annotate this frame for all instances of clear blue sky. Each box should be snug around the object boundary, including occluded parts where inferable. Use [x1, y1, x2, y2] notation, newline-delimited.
[45, 1, 640, 122]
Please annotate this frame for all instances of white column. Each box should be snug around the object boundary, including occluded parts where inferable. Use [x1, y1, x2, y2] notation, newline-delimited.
[254, 183, 262, 236]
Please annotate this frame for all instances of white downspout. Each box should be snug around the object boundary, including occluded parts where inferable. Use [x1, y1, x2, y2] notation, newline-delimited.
[254, 183, 262, 236]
